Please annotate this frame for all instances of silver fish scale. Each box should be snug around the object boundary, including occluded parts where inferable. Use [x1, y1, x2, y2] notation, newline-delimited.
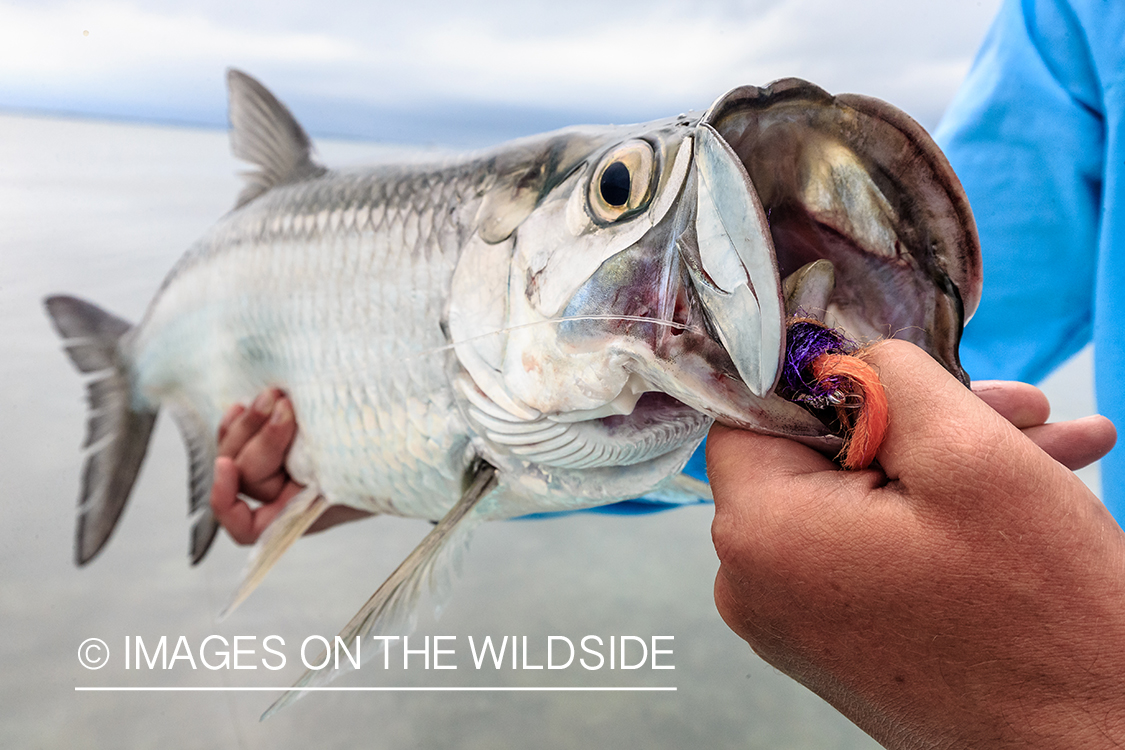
[133, 162, 493, 520]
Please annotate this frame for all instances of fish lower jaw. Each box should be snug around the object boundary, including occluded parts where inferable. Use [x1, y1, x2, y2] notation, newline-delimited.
[546, 372, 650, 423]
[454, 373, 707, 472]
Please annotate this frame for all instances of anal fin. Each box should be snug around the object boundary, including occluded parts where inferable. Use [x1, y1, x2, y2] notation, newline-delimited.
[221, 485, 329, 619]
[261, 461, 499, 719]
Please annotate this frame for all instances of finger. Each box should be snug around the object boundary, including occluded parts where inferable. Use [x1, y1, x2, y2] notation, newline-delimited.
[705, 423, 836, 512]
[863, 340, 1012, 484]
[972, 380, 1050, 428]
[218, 404, 246, 444]
[245, 481, 306, 540]
[1022, 415, 1117, 470]
[238, 472, 289, 506]
[866, 341, 1087, 508]
[706, 423, 886, 552]
[211, 458, 307, 546]
[218, 389, 280, 459]
[233, 397, 297, 486]
[211, 456, 256, 545]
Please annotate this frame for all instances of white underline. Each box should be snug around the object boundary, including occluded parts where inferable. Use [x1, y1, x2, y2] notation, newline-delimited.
[75, 686, 677, 692]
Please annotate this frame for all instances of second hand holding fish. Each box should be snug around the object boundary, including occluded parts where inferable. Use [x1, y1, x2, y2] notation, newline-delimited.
[211, 389, 370, 545]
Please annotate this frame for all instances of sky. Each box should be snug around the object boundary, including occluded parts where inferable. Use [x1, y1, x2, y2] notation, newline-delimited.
[0, 0, 1004, 147]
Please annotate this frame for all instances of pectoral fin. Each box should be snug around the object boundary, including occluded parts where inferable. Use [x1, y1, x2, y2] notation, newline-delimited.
[637, 473, 713, 504]
[261, 461, 499, 720]
[220, 485, 329, 619]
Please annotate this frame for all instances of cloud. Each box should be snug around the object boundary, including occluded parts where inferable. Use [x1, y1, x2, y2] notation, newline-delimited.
[0, 0, 1002, 143]
[0, 2, 365, 70]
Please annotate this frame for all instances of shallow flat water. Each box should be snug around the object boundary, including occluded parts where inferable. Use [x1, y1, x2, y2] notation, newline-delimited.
[0, 112, 1099, 749]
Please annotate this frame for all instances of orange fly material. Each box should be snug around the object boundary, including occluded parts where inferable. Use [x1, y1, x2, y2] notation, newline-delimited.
[810, 353, 889, 470]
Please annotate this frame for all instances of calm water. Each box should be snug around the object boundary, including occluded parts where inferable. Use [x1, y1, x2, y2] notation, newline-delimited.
[0, 112, 1100, 749]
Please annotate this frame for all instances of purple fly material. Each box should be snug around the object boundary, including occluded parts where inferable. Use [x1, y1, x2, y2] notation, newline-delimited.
[778, 318, 861, 410]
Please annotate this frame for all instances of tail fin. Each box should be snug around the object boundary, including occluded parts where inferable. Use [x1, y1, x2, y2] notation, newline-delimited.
[45, 295, 157, 565]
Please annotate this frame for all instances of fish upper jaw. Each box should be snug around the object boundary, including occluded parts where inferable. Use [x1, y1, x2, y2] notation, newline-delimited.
[674, 123, 785, 399]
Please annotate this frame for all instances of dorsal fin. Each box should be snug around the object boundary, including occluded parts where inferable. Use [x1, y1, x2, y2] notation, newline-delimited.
[227, 69, 327, 208]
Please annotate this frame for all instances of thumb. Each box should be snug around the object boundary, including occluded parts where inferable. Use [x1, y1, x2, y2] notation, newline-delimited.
[864, 340, 1066, 497]
[706, 424, 836, 498]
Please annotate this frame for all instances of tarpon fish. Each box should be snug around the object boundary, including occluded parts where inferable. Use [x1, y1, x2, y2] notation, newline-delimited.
[45, 71, 980, 710]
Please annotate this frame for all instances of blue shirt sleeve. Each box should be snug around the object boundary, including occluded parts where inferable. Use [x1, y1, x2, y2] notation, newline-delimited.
[935, 0, 1105, 384]
[935, 0, 1125, 521]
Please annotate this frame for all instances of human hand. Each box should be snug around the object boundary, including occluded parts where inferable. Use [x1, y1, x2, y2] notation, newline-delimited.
[969, 378, 1114, 470]
[708, 340, 1125, 748]
[210, 389, 371, 545]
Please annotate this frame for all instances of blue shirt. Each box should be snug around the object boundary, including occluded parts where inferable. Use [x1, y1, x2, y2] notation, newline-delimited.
[935, 0, 1125, 518]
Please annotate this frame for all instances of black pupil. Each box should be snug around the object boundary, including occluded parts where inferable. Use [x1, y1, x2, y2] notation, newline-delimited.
[600, 161, 631, 207]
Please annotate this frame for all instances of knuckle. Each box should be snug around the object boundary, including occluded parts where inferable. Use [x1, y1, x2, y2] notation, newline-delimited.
[710, 514, 741, 568]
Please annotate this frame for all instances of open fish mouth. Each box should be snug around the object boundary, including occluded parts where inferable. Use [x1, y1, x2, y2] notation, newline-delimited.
[448, 76, 982, 458]
[555, 78, 982, 446]
[699, 78, 981, 387]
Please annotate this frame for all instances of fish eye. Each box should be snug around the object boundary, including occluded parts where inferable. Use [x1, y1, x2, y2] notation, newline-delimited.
[588, 140, 655, 224]
[600, 162, 631, 206]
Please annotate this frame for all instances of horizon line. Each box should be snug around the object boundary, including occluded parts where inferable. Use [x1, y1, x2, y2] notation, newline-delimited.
[76, 686, 677, 692]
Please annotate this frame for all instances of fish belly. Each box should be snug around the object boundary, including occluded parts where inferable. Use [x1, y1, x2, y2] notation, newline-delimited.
[127, 172, 479, 520]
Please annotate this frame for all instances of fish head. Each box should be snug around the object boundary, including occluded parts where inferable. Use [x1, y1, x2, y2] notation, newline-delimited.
[448, 116, 702, 421]
[447, 79, 980, 489]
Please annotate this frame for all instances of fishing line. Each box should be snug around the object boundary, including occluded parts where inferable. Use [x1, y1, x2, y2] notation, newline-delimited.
[280, 314, 708, 390]
[239, 308, 892, 469]
[422, 314, 705, 357]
